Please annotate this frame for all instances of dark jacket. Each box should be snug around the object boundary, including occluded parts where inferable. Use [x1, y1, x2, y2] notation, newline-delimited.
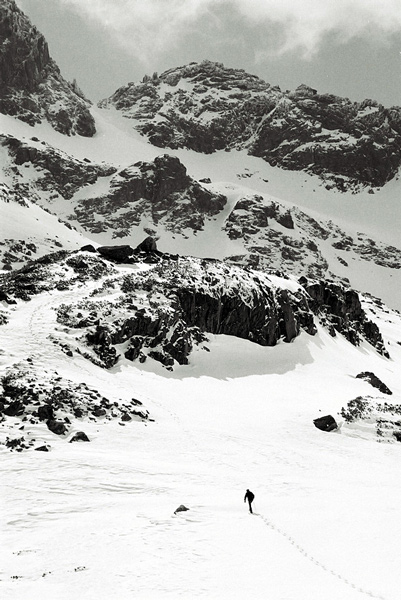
[244, 490, 254, 503]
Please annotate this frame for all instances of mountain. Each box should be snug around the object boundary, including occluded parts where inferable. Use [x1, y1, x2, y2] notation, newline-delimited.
[99, 60, 401, 190]
[0, 0, 95, 136]
[2, 4, 401, 599]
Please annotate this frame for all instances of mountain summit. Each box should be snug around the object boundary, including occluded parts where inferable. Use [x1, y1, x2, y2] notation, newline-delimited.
[99, 59, 401, 190]
[0, 0, 95, 136]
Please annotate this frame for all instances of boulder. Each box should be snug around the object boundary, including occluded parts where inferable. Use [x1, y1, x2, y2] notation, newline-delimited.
[80, 244, 97, 253]
[46, 419, 68, 435]
[38, 404, 54, 421]
[174, 504, 189, 514]
[69, 431, 90, 443]
[313, 415, 338, 432]
[34, 445, 50, 452]
[97, 245, 134, 263]
[135, 236, 158, 254]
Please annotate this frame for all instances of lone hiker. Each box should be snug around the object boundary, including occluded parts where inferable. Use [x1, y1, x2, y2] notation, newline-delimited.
[244, 489, 255, 513]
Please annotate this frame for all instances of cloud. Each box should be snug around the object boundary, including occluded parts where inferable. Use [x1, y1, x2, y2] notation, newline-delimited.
[58, 0, 401, 62]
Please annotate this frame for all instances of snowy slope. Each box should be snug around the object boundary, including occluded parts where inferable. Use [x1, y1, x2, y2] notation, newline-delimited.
[1, 15, 401, 599]
[1, 108, 400, 309]
[1, 264, 401, 600]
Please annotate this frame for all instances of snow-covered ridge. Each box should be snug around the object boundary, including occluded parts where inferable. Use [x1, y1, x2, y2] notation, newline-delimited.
[99, 60, 401, 189]
[0, 245, 390, 375]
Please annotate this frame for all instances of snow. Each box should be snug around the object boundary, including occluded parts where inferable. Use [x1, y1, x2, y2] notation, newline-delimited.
[2, 80, 401, 600]
[1, 269, 401, 600]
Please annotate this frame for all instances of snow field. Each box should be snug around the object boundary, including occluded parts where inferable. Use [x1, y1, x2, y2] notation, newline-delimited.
[1, 281, 401, 599]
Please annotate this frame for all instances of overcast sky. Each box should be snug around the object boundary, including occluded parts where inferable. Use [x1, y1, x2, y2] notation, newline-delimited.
[19, 0, 401, 107]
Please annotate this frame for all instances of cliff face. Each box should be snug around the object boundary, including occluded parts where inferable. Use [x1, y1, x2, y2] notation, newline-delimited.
[0, 0, 95, 136]
[99, 60, 401, 189]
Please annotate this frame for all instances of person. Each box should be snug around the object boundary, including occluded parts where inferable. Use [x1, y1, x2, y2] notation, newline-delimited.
[244, 489, 255, 513]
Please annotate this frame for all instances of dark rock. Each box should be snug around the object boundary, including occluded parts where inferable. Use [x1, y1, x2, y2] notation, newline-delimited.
[356, 372, 392, 395]
[313, 415, 338, 432]
[131, 398, 143, 406]
[80, 244, 97, 253]
[4, 400, 25, 416]
[0, 2, 96, 136]
[46, 419, 68, 435]
[121, 413, 132, 422]
[97, 245, 134, 262]
[135, 236, 158, 254]
[277, 211, 294, 229]
[69, 431, 90, 443]
[92, 407, 107, 417]
[34, 445, 50, 452]
[174, 504, 189, 514]
[299, 277, 387, 355]
[37, 404, 55, 421]
[71, 154, 226, 237]
[0, 290, 16, 304]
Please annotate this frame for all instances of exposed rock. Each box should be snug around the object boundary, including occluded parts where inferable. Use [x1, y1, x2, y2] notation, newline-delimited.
[34, 445, 50, 452]
[1, 135, 116, 200]
[69, 431, 90, 443]
[97, 245, 134, 263]
[0, 1, 95, 135]
[70, 154, 226, 237]
[99, 60, 401, 189]
[0, 361, 151, 451]
[299, 276, 388, 355]
[313, 415, 338, 432]
[80, 245, 97, 253]
[356, 372, 392, 395]
[135, 236, 158, 254]
[3, 400, 25, 416]
[37, 404, 55, 421]
[174, 504, 189, 514]
[69, 254, 320, 369]
[46, 419, 68, 435]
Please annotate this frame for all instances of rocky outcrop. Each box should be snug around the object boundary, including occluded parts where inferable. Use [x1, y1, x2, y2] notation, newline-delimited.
[299, 276, 389, 356]
[56, 253, 320, 369]
[1, 135, 116, 199]
[99, 60, 401, 189]
[70, 154, 227, 237]
[0, 0, 95, 135]
[340, 396, 401, 443]
[356, 372, 392, 395]
[0, 361, 150, 451]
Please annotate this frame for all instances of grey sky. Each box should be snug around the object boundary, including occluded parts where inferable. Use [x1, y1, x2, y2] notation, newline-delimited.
[19, 0, 401, 107]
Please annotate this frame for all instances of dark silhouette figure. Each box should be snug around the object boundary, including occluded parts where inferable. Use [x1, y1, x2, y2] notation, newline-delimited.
[244, 489, 255, 513]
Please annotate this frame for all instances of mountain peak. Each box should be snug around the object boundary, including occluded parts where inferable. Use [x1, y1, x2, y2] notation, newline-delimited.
[99, 60, 401, 189]
[0, 0, 95, 136]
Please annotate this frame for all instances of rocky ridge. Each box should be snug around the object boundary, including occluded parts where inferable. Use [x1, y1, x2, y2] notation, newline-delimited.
[1, 133, 116, 200]
[0, 243, 387, 370]
[69, 154, 226, 237]
[99, 60, 401, 189]
[5, 139, 395, 286]
[0, 0, 95, 135]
